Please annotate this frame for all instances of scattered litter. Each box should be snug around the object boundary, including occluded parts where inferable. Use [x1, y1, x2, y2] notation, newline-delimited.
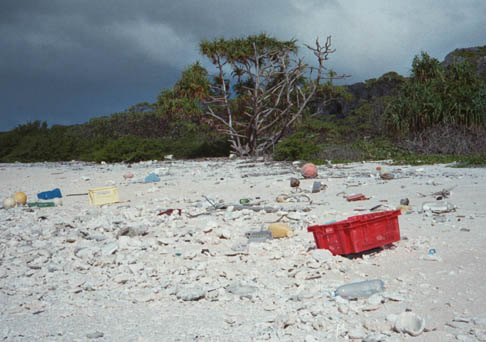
[376, 167, 395, 180]
[290, 177, 300, 188]
[276, 193, 312, 203]
[144, 173, 160, 183]
[27, 202, 55, 208]
[13, 192, 27, 205]
[312, 181, 325, 193]
[247, 230, 273, 243]
[308, 210, 401, 255]
[301, 163, 318, 178]
[37, 188, 62, 200]
[88, 186, 119, 206]
[393, 312, 425, 336]
[370, 204, 383, 212]
[66, 193, 88, 197]
[232, 205, 277, 213]
[334, 279, 384, 299]
[431, 185, 456, 199]
[380, 173, 395, 180]
[346, 193, 369, 202]
[397, 204, 412, 212]
[157, 209, 182, 216]
[3, 197, 16, 209]
[268, 223, 293, 238]
[422, 201, 455, 213]
[123, 172, 134, 180]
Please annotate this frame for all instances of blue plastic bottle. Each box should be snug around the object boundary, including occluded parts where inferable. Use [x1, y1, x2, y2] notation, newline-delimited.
[37, 188, 62, 200]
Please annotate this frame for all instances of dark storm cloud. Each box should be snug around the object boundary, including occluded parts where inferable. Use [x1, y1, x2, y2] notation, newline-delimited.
[0, 0, 485, 131]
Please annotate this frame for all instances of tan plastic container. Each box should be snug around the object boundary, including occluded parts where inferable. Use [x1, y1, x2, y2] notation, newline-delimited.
[268, 223, 293, 238]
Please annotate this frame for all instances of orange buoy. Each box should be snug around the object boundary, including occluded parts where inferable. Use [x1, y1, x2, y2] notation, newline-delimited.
[302, 163, 318, 178]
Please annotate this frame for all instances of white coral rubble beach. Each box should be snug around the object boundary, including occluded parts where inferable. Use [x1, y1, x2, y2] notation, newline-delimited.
[1, 159, 486, 341]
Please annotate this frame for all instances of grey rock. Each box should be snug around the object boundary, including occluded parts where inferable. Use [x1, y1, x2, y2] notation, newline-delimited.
[86, 331, 104, 339]
[101, 242, 118, 256]
[248, 230, 273, 244]
[363, 333, 388, 342]
[348, 327, 367, 339]
[176, 286, 206, 301]
[226, 282, 257, 299]
[311, 249, 333, 263]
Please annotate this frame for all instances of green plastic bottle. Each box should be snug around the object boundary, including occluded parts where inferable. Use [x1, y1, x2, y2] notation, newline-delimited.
[27, 202, 55, 208]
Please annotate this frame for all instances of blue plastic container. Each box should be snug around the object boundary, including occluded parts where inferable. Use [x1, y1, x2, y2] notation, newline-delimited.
[37, 188, 62, 200]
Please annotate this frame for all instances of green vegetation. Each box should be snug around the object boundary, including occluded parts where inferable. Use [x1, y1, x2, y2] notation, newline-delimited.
[386, 52, 486, 134]
[199, 34, 345, 156]
[1, 38, 485, 166]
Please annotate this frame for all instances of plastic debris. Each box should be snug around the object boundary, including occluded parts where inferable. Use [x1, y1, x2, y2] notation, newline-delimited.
[13, 192, 27, 205]
[88, 186, 119, 206]
[394, 312, 425, 336]
[312, 181, 322, 193]
[248, 230, 273, 243]
[28, 202, 55, 207]
[157, 209, 182, 216]
[37, 188, 62, 200]
[276, 193, 312, 203]
[268, 223, 293, 238]
[301, 163, 318, 178]
[123, 172, 134, 180]
[346, 193, 369, 201]
[144, 173, 160, 183]
[334, 279, 385, 299]
[3, 197, 16, 209]
[290, 177, 300, 188]
[308, 210, 401, 255]
[422, 201, 455, 213]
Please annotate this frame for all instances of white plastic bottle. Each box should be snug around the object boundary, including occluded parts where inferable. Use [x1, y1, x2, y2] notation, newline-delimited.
[334, 279, 384, 299]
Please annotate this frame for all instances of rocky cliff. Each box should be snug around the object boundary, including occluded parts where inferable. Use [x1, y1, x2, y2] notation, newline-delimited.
[442, 46, 486, 81]
[317, 46, 486, 118]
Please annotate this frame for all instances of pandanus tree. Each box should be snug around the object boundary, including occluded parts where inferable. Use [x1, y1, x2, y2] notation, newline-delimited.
[200, 33, 347, 156]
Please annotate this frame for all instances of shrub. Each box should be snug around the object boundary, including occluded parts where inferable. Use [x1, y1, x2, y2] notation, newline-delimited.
[386, 52, 486, 134]
[273, 132, 321, 161]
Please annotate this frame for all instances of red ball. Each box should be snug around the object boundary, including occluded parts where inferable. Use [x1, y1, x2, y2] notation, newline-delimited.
[302, 163, 318, 178]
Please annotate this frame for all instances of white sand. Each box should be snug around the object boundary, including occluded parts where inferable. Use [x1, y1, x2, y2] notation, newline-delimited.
[1, 159, 485, 341]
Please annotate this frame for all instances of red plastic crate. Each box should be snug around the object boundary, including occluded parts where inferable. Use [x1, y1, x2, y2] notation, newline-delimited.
[307, 210, 401, 255]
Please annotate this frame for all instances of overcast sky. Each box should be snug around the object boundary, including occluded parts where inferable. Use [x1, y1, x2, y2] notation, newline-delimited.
[1, 0, 485, 132]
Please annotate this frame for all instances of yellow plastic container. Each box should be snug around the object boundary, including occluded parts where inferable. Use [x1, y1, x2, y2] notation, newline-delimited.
[88, 186, 119, 205]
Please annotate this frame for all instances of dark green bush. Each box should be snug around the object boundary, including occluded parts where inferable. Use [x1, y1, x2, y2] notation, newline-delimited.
[386, 52, 486, 134]
[273, 132, 321, 161]
[0, 122, 80, 162]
